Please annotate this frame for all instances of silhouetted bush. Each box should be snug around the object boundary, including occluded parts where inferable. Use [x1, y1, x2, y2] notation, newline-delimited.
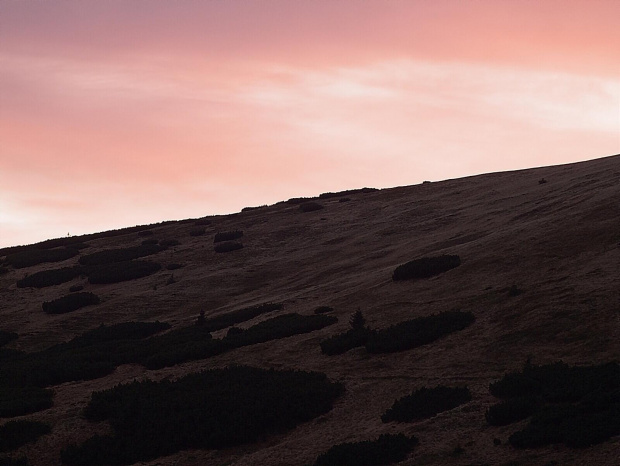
[72, 322, 171, 346]
[79, 245, 162, 267]
[137, 230, 153, 237]
[0, 266, 9, 275]
[0, 385, 54, 417]
[213, 230, 243, 243]
[0, 421, 51, 452]
[508, 285, 523, 297]
[0, 456, 29, 466]
[487, 361, 620, 449]
[69, 284, 84, 292]
[17, 266, 83, 288]
[299, 202, 324, 212]
[87, 261, 161, 284]
[193, 218, 211, 226]
[165, 263, 183, 270]
[42, 292, 100, 314]
[338, 197, 351, 203]
[4, 247, 79, 269]
[61, 366, 344, 465]
[286, 197, 312, 205]
[201, 302, 283, 332]
[382, 386, 471, 423]
[189, 227, 206, 237]
[241, 205, 267, 212]
[392, 255, 461, 281]
[314, 433, 417, 466]
[365, 311, 475, 353]
[314, 306, 334, 314]
[141, 238, 158, 246]
[159, 239, 180, 248]
[0, 331, 18, 348]
[318, 187, 378, 200]
[321, 328, 371, 355]
[214, 241, 243, 253]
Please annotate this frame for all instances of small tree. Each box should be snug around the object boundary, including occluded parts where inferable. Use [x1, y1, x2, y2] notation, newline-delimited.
[349, 310, 366, 330]
[196, 311, 206, 326]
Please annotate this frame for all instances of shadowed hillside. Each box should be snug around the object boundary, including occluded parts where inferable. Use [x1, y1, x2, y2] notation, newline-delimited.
[1, 155, 619, 466]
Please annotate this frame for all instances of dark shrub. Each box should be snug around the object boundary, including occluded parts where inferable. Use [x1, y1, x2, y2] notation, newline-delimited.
[0, 331, 18, 348]
[392, 255, 461, 281]
[62, 366, 343, 465]
[539, 178, 548, 184]
[87, 261, 161, 284]
[137, 230, 153, 237]
[321, 328, 370, 355]
[338, 197, 351, 203]
[214, 241, 243, 253]
[314, 306, 334, 314]
[365, 311, 475, 353]
[486, 396, 539, 426]
[314, 433, 417, 466]
[382, 386, 471, 423]
[79, 244, 162, 267]
[286, 197, 312, 205]
[141, 238, 158, 246]
[72, 322, 171, 345]
[0, 386, 54, 417]
[0, 456, 29, 465]
[508, 285, 523, 297]
[200, 302, 283, 332]
[0, 266, 9, 275]
[189, 227, 206, 237]
[17, 266, 83, 288]
[241, 205, 267, 212]
[193, 218, 211, 226]
[69, 284, 84, 292]
[318, 187, 378, 200]
[165, 263, 183, 270]
[299, 202, 324, 212]
[213, 230, 243, 243]
[42, 292, 100, 314]
[159, 239, 180, 248]
[4, 247, 79, 269]
[0, 420, 51, 452]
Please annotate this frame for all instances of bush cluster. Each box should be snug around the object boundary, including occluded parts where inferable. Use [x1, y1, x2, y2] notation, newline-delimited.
[365, 311, 475, 353]
[314, 433, 417, 466]
[198, 302, 283, 332]
[42, 292, 101, 315]
[382, 386, 471, 423]
[79, 244, 162, 267]
[214, 241, 243, 253]
[87, 261, 161, 284]
[165, 263, 183, 270]
[299, 202, 324, 212]
[17, 266, 83, 288]
[0, 385, 54, 418]
[69, 284, 84, 292]
[0, 331, 18, 348]
[159, 239, 180, 248]
[320, 311, 371, 355]
[189, 227, 206, 236]
[314, 306, 334, 314]
[61, 366, 344, 465]
[392, 255, 461, 281]
[318, 187, 378, 200]
[4, 247, 79, 269]
[487, 361, 620, 448]
[137, 230, 153, 237]
[141, 238, 158, 246]
[213, 230, 244, 243]
[0, 421, 51, 453]
[193, 218, 212, 226]
[0, 456, 29, 466]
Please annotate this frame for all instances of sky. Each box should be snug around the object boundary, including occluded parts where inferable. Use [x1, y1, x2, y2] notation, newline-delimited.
[1, 0, 619, 248]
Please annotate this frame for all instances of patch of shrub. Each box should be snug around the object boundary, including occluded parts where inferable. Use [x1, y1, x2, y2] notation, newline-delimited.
[0, 266, 9, 275]
[214, 241, 243, 253]
[141, 238, 158, 246]
[165, 263, 183, 270]
[87, 261, 161, 284]
[314, 306, 334, 314]
[17, 266, 83, 288]
[137, 230, 153, 237]
[286, 197, 313, 205]
[0, 421, 51, 453]
[0, 331, 18, 348]
[392, 255, 461, 281]
[318, 187, 378, 200]
[487, 361, 620, 449]
[314, 433, 417, 466]
[321, 311, 371, 355]
[241, 205, 267, 212]
[69, 284, 84, 292]
[79, 245, 162, 267]
[0, 456, 29, 466]
[299, 202, 324, 212]
[382, 386, 471, 423]
[4, 247, 79, 269]
[213, 230, 243, 243]
[338, 197, 351, 203]
[508, 285, 523, 297]
[200, 302, 283, 332]
[193, 218, 211, 226]
[42, 292, 100, 315]
[159, 239, 180, 248]
[189, 227, 206, 237]
[61, 366, 344, 465]
[0, 385, 54, 418]
[365, 311, 475, 354]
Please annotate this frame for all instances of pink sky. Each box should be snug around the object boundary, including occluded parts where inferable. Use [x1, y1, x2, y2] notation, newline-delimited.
[1, 0, 618, 248]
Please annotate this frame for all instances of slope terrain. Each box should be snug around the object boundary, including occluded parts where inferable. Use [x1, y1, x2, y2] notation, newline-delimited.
[1, 155, 619, 466]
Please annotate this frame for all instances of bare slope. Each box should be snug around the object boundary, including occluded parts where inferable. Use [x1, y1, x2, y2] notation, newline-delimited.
[1, 155, 619, 465]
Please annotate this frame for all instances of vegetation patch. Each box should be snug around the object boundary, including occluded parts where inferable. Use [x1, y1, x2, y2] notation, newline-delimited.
[320, 311, 371, 355]
[0, 331, 18, 348]
[392, 255, 461, 281]
[214, 241, 243, 253]
[198, 302, 283, 331]
[189, 227, 206, 237]
[487, 361, 620, 448]
[61, 366, 343, 465]
[314, 306, 334, 314]
[4, 247, 79, 269]
[213, 230, 243, 243]
[193, 218, 211, 226]
[141, 238, 158, 246]
[159, 239, 180, 248]
[69, 284, 84, 292]
[42, 292, 100, 315]
[165, 263, 183, 270]
[0, 421, 51, 453]
[299, 202, 324, 212]
[314, 433, 417, 466]
[137, 230, 153, 237]
[87, 260, 161, 284]
[0, 456, 28, 466]
[79, 244, 163, 267]
[318, 187, 378, 200]
[17, 266, 83, 289]
[382, 386, 471, 423]
[0, 385, 54, 418]
[365, 311, 475, 354]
